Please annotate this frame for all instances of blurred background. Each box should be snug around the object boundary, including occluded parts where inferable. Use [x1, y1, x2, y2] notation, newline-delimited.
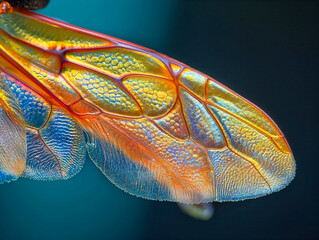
[0, 0, 318, 239]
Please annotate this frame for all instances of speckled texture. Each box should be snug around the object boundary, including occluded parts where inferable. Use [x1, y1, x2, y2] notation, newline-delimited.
[0, 73, 26, 183]
[0, 11, 112, 49]
[66, 48, 171, 79]
[23, 107, 86, 180]
[180, 89, 225, 148]
[3, 73, 51, 128]
[155, 101, 188, 139]
[207, 79, 281, 137]
[178, 68, 206, 99]
[62, 64, 141, 116]
[0, 31, 61, 73]
[208, 105, 295, 192]
[123, 76, 176, 117]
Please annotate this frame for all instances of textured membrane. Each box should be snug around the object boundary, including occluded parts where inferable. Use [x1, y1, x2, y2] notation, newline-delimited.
[0, 31, 61, 73]
[206, 79, 281, 137]
[123, 75, 176, 117]
[178, 68, 206, 99]
[62, 64, 141, 116]
[66, 47, 172, 79]
[180, 89, 225, 148]
[208, 105, 295, 192]
[0, 11, 112, 49]
[0, 72, 26, 183]
[155, 101, 189, 140]
[86, 121, 172, 201]
[23, 107, 86, 180]
[3, 73, 51, 128]
[0, 8, 295, 203]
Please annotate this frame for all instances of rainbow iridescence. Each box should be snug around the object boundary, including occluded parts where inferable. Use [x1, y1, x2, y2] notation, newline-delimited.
[0, 7, 295, 203]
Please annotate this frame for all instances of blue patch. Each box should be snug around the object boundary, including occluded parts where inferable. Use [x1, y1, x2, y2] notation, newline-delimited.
[23, 108, 86, 180]
[86, 132, 172, 201]
[4, 78, 51, 129]
[0, 166, 17, 184]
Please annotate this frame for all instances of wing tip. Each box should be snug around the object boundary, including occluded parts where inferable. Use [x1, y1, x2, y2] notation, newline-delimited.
[270, 153, 296, 193]
[216, 154, 296, 203]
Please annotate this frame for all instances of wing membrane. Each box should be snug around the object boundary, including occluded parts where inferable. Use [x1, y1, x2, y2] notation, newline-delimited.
[82, 115, 215, 203]
[1, 71, 86, 180]
[0, 8, 295, 202]
[0, 72, 26, 183]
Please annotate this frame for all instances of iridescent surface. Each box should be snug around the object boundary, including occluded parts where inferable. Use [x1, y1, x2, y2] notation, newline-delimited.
[0, 6, 295, 203]
[66, 48, 172, 79]
[0, 73, 26, 183]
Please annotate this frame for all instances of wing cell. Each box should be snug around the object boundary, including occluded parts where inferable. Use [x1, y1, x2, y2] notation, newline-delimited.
[66, 48, 172, 79]
[123, 75, 176, 117]
[180, 89, 225, 149]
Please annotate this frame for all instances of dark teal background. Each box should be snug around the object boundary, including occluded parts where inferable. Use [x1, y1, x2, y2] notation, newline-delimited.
[0, 1, 318, 239]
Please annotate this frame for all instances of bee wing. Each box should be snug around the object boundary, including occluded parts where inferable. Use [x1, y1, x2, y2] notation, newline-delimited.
[0, 10, 295, 202]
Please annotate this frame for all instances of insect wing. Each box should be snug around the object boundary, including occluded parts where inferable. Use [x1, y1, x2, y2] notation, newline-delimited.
[0, 9, 295, 203]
